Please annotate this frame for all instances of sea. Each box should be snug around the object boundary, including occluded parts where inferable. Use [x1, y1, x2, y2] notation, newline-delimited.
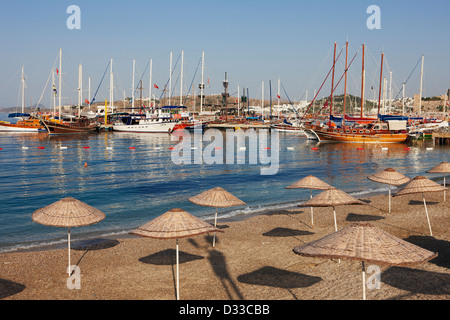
[0, 116, 448, 253]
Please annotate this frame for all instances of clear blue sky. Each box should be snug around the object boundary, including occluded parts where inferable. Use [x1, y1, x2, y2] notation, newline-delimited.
[1, 0, 449, 109]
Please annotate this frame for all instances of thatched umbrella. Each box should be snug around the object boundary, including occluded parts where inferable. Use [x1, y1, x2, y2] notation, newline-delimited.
[395, 176, 448, 237]
[426, 162, 450, 201]
[298, 188, 366, 232]
[189, 187, 246, 247]
[286, 175, 333, 228]
[367, 168, 411, 213]
[32, 197, 106, 275]
[293, 223, 438, 300]
[129, 208, 222, 300]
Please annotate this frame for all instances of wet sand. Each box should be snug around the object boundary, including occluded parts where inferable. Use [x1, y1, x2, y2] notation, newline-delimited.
[0, 192, 449, 301]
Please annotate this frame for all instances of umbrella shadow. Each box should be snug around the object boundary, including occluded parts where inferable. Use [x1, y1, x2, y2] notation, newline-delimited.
[237, 266, 322, 300]
[207, 249, 244, 300]
[0, 278, 26, 299]
[382, 266, 450, 298]
[139, 248, 204, 266]
[403, 235, 449, 269]
[262, 227, 314, 238]
[346, 213, 385, 222]
[71, 238, 120, 272]
[408, 200, 439, 206]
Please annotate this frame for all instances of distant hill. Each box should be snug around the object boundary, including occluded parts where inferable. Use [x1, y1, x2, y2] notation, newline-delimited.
[0, 103, 48, 112]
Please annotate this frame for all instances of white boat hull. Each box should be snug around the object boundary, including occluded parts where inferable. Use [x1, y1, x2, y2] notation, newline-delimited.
[113, 121, 177, 133]
[0, 124, 41, 132]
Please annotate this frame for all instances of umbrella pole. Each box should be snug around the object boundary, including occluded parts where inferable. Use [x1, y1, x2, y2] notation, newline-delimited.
[444, 177, 446, 201]
[213, 207, 218, 247]
[362, 261, 366, 300]
[176, 239, 180, 300]
[310, 190, 314, 228]
[333, 207, 338, 232]
[388, 185, 391, 213]
[422, 193, 433, 237]
[67, 227, 71, 276]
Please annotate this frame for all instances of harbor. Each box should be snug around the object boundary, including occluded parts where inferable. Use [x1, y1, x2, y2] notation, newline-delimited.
[0, 0, 449, 306]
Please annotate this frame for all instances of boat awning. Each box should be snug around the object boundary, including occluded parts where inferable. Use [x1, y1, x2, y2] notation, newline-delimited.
[378, 114, 409, 121]
[8, 113, 30, 118]
[162, 106, 187, 109]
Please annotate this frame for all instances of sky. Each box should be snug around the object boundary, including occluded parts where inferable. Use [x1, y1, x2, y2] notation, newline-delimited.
[0, 0, 449, 109]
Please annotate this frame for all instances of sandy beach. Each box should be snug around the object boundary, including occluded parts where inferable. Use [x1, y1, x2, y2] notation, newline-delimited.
[0, 191, 448, 301]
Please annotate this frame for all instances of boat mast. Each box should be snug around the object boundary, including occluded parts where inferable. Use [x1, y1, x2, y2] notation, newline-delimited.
[59, 48, 62, 119]
[78, 64, 82, 119]
[169, 51, 172, 106]
[200, 51, 205, 114]
[110, 58, 114, 116]
[330, 42, 336, 116]
[377, 52, 384, 115]
[360, 44, 365, 117]
[180, 49, 184, 106]
[52, 70, 56, 116]
[21, 65, 25, 114]
[132, 59, 136, 113]
[343, 41, 348, 127]
[149, 59, 152, 109]
[419, 55, 424, 114]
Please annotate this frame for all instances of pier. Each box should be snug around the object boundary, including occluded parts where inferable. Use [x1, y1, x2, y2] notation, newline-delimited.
[432, 132, 450, 145]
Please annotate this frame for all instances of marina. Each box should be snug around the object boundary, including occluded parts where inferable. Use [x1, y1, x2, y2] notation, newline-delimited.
[0, 1, 449, 305]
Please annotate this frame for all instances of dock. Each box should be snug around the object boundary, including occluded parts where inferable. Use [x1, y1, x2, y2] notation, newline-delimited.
[99, 124, 114, 131]
[432, 132, 450, 145]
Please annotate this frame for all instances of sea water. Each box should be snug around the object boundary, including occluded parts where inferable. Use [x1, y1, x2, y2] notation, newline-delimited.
[0, 130, 447, 253]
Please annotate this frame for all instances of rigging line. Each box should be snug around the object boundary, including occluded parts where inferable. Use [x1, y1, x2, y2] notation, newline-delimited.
[158, 53, 182, 100]
[311, 48, 361, 119]
[393, 56, 422, 100]
[90, 61, 111, 106]
[280, 81, 300, 118]
[33, 54, 60, 112]
[300, 45, 346, 120]
[183, 56, 202, 105]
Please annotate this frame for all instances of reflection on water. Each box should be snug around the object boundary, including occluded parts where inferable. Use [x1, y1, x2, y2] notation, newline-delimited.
[0, 130, 448, 252]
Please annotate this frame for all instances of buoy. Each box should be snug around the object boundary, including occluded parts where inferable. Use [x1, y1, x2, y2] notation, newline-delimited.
[106, 147, 113, 150]
[404, 147, 410, 151]
[287, 147, 294, 150]
[311, 147, 318, 151]
[38, 146, 45, 150]
[169, 147, 174, 150]
[426, 148, 433, 151]
[154, 147, 161, 150]
[60, 147, 68, 150]
[381, 147, 388, 151]
[129, 147, 136, 150]
[22, 147, 29, 150]
[84, 163, 88, 168]
[357, 147, 364, 150]
[0, 148, 2, 151]
[83, 146, 90, 149]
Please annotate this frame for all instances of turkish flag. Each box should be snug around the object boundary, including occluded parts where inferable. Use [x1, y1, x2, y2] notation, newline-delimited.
[154, 84, 159, 89]
[85, 99, 90, 104]
[277, 95, 281, 99]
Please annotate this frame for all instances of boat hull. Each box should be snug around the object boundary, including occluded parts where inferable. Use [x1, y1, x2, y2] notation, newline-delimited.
[113, 122, 176, 133]
[0, 119, 45, 132]
[308, 128, 408, 143]
[42, 120, 99, 135]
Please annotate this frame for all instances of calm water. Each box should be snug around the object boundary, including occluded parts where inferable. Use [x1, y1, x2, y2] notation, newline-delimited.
[0, 126, 448, 252]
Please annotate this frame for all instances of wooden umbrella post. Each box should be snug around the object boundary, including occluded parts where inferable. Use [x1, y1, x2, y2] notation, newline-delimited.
[310, 189, 314, 228]
[213, 207, 218, 247]
[67, 227, 71, 276]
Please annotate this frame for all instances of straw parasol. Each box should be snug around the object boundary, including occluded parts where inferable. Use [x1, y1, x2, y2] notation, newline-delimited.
[367, 168, 410, 213]
[293, 223, 438, 300]
[129, 208, 222, 300]
[395, 176, 448, 237]
[426, 162, 450, 201]
[32, 197, 106, 275]
[298, 188, 366, 232]
[286, 175, 333, 228]
[189, 187, 246, 247]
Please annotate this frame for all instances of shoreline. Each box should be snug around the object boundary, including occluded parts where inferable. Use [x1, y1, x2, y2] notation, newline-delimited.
[0, 190, 448, 300]
[0, 186, 397, 255]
